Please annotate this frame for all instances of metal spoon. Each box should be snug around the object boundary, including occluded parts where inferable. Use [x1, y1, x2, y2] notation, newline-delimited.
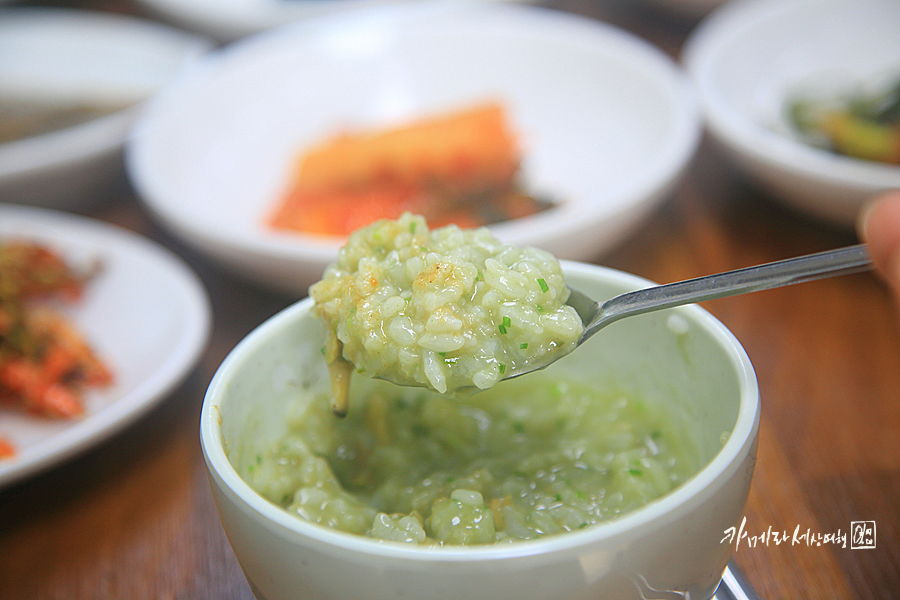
[509, 244, 872, 380]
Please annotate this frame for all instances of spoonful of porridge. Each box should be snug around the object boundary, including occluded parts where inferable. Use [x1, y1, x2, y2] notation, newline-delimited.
[310, 213, 871, 415]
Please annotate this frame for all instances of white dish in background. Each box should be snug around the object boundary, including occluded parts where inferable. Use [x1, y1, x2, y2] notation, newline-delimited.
[684, 0, 900, 227]
[0, 205, 211, 490]
[0, 8, 213, 210]
[639, 0, 729, 19]
[136, 0, 535, 43]
[128, 2, 701, 296]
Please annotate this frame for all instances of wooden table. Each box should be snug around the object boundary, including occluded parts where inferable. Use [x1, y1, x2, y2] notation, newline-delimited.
[2, 1, 898, 598]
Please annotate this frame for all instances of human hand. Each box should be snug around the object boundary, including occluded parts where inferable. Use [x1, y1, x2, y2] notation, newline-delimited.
[858, 190, 900, 301]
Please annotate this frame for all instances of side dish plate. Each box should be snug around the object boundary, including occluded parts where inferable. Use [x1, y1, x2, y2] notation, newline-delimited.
[129, 2, 701, 295]
[0, 8, 212, 210]
[135, 0, 536, 43]
[684, 0, 900, 226]
[0, 205, 211, 489]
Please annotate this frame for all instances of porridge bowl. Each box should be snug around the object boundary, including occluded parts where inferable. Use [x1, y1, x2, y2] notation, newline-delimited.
[200, 261, 759, 600]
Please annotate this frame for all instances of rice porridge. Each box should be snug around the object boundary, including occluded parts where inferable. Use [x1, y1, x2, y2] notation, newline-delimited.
[246, 374, 700, 546]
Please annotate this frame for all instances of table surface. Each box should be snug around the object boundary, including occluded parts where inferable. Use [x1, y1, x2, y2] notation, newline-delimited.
[2, 1, 898, 598]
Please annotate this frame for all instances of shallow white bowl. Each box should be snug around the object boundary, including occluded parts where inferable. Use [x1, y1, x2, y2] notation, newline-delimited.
[683, 0, 900, 227]
[136, 0, 537, 43]
[0, 204, 211, 489]
[200, 261, 759, 600]
[0, 8, 212, 210]
[128, 2, 701, 296]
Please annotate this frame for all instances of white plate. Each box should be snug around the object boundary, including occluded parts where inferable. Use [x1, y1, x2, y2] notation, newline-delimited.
[136, 0, 535, 43]
[684, 0, 900, 227]
[0, 205, 211, 490]
[128, 2, 701, 296]
[0, 8, 213, 210]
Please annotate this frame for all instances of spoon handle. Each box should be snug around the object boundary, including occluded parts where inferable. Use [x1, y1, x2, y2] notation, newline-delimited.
[584, 244, 872, 340]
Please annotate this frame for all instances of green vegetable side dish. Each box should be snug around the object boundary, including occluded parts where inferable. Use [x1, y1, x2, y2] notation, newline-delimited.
[788, 79, 900, 165]
[246, 375, 700, 546]
[309, 213, 584, 415]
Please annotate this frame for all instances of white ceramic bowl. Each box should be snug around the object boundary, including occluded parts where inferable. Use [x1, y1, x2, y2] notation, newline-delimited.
[0, 8, 213, 210]
[200, 261, 759, 600]
[135, 0, 538, 43]
[128, 2, 701, 296]
[684, 0, 900, 227]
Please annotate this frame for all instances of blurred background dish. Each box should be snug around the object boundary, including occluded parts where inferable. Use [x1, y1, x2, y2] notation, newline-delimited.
[684, 0, 900, 227]
[0, 8, 213, 211]
[135, 0, 538, 44]
[637, 0, 729, 20]
[128, 2, 701, 296]
[0, 204, 211, 490]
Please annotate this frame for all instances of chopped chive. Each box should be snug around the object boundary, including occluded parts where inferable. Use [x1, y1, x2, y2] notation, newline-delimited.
[502, 316, 511, 328]
[498, 324, 508, 334]
[520, 342, 528, 349]
[579, 523, 589, 529]
[513, 422, 525, 434]
[409, 221, 417, 233]
[498, 363, 507, 375]
[536, 304, 544, 313]
[555, 493, 563, 502]
[629, 468, 643, 476]
[537, 278, 549, 292]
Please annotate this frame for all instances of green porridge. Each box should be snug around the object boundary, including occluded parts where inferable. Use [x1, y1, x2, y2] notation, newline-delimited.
[252, 213, 701, 545]
[310, 213, 583, 414]
[246, 375, 700, 546]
